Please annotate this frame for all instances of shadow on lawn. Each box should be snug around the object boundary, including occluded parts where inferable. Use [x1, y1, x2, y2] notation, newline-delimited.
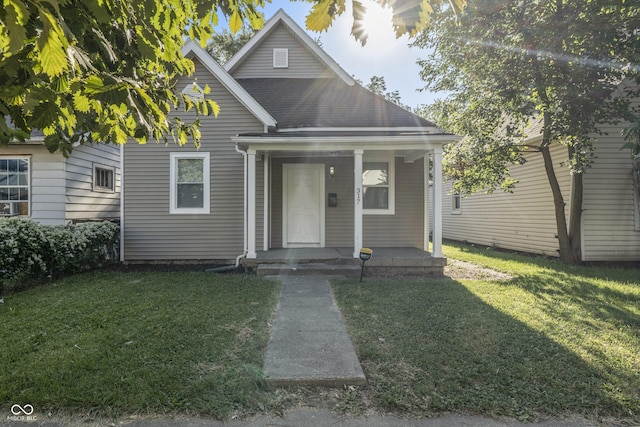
[332, 277, 637, 421]
[508, 270, 640, 330]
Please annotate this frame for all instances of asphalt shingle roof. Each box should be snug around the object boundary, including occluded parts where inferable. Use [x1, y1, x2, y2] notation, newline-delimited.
[236, 78, 436, 130]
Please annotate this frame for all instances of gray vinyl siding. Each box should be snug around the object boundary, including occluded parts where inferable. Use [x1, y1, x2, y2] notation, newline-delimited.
[581, 87, 640, 260]
[270, 156, 424, 249]
[442, 143, 571, 257]
[363, 158, 424, 248]
[1, 145, 66, 225]
[65, 143, 120, 221]
[123, 58, 264, 261]
[231, 23, 334, 79]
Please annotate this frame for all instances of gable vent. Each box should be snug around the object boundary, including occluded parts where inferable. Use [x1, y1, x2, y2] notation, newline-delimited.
[181, 82, 205, 101]
[273, 48, 289, 68]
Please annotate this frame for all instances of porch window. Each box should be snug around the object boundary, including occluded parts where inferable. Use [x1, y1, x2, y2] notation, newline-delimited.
[0, 157, 30, 217]
[363, 156, 395, 215]
[170, 152, 210, 214]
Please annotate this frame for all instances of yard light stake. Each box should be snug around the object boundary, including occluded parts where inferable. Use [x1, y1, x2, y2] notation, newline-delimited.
[359, 248, 372, 281]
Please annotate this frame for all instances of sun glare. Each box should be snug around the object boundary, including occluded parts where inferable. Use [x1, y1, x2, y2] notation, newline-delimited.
[360, 1, 396, 48]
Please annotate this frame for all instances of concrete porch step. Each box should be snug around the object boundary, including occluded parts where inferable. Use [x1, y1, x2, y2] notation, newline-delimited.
[256, 262, 362, 278]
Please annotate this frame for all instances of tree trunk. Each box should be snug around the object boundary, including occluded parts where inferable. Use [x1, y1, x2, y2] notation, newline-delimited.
[568, 171, 583, 263]
[634, 156, 640, 215]
[540, 144, 580, 264]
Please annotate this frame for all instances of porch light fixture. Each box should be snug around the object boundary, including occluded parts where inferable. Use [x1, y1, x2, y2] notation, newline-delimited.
[329, 165, 335, 178]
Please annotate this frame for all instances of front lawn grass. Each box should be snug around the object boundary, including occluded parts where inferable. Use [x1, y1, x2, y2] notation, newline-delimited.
[332, 242, 640, 423]
[0, 271, 280, 419]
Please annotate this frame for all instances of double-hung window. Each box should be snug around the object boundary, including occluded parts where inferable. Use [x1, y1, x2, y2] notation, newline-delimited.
[363, 155, 395, 215]
[170, 152, 210, 214]
[0, 157, 30, 216]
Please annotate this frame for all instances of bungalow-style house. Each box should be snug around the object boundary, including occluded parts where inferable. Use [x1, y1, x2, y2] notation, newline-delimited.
[1, 134, 120, 225]
[442, 81, 640, 262]
[120, 9, 459, 273]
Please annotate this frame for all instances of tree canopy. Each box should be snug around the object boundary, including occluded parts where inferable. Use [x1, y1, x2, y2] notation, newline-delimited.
[0, 0, 265, 155]
[414, 0, 640, 263]
[1, 0, 463, 155]
[206, 26, 255, 64]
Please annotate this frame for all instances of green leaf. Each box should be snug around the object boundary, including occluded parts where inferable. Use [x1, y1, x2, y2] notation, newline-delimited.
[4, 0, 29, 54]
[38, 10, 68, 77]
[31, 101, 62, 130]
[229, 9, 242, 34]
[73, 92, 91, 112]
[305, 0, 335, 32]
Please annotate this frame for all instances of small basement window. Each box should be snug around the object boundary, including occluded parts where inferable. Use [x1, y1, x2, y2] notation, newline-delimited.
[452, 188, 461, 214]
[273, 48, 289, 68]
[94, 164, 115, 192]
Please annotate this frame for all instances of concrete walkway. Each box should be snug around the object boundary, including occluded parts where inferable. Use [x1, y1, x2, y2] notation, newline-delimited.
[263, 275, 366, 386]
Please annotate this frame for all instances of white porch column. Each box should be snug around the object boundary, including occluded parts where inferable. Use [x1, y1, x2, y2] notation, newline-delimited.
[353, 149, 363, 258]
[424, 154, 430, 253]
[433, 148, 443, 258]
[247, 149, 257, 259]
[263, 153, 269, 252]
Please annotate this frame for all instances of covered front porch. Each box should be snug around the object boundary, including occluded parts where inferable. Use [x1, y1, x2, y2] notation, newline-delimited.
[233, 132, 457, 276]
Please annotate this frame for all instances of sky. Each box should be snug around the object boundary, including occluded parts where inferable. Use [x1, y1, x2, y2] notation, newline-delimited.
[247, 0, 442, 109]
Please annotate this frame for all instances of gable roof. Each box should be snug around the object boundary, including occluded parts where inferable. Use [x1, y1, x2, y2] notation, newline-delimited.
[181, 40, 276, 128]
[224, 9, 356, 86]
[237, 78, 439, 131]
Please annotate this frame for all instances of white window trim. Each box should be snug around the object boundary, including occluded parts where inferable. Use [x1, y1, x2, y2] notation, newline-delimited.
[93, 163, 115, 193]
[170, 152, 210, 214]
[273, 48, 289, 68]
[363, 154, 395, 215]
[0, 156, 30, 217]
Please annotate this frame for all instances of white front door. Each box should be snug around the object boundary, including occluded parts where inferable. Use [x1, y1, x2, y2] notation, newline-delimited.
[283, 163, 325, 248]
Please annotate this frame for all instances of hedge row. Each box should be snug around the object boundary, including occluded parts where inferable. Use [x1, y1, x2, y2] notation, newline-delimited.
[0, 218, 119, 293]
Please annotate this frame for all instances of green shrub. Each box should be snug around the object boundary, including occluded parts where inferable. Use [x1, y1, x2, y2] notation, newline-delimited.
[0, 218, 119, 293]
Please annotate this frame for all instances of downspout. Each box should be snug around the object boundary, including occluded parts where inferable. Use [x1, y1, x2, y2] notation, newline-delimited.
[119, 143, 125, 262]
[234, 143, 248, 267]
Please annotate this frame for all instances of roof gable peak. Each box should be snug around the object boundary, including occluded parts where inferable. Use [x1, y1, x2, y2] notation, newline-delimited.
[224, 9, 355, 86]
[180, 40, 276, 128]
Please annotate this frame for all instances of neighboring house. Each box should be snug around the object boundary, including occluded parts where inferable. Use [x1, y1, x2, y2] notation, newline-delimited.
[0, 135, 121, 225]
[121, 9, 458, 265]
[442, 81, 640, 262]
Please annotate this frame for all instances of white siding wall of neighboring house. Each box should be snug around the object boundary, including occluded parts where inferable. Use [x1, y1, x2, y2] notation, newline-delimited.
[123, 59, 264, 261]
[442, 142, 571, 257]
[1, 145, 66, 225]
[582, 93, 640, 261]
[231, 23, 334, 79]
[65, 143, 121, 221]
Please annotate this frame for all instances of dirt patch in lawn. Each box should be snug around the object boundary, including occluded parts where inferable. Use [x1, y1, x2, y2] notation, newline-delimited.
[444, 259, 513, 280]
